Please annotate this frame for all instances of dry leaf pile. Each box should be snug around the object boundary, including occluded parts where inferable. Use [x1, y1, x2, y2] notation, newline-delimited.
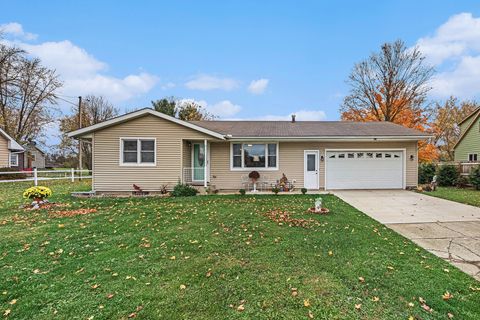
[262, 209, 319, 228]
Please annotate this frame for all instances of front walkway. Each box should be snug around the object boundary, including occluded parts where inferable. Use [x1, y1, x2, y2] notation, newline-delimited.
[334, 190, 480, 281]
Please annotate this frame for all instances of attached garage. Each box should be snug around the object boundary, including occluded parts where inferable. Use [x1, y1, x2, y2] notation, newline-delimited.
[325, 150, 405, 190]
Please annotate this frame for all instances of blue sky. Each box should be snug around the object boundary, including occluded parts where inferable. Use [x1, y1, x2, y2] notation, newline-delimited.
[2, 1, 480, 132]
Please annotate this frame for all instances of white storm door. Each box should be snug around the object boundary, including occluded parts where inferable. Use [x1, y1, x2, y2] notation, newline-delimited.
[304, 151, 319, 189]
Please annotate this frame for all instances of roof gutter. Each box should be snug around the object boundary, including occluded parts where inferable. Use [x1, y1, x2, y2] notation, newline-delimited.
[227, 135, 432, 141]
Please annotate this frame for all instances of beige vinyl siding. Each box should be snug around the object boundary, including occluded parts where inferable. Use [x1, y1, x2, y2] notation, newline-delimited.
[93, 114, 216, 192]
[210, 140, 418, 190]
[0, 135, 9, 167]
[455, 116, 480, 162]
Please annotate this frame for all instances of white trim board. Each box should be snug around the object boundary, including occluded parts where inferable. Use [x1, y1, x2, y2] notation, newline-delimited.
[68, 108, 226, 140]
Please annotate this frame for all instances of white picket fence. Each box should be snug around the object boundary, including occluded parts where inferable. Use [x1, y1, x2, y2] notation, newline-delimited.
[0, 168, 91, 186]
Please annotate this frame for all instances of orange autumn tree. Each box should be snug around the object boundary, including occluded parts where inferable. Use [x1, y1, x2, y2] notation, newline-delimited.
[340, 40, 437, 162]
[342, 97, 437, 162]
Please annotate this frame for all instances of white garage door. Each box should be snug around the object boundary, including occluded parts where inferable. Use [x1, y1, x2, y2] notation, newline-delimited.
[325, 150, 404, 190]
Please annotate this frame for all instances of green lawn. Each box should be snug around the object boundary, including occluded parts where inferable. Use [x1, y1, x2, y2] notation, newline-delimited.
[427, 187, 480, 207]
[0, 180, 479, 319]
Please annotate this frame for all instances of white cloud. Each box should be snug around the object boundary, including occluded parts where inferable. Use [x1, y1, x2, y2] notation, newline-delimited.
[161, 82, 176, 90]
[0, 22, 37, 40]
[248, 78, 269, 94]
[417, 13, 480, 65]
[185, 75, 239, 91]
[416, 13, 480, 98]
[206, 100, 242, 117]
[431, 55, 480, 98]
[178, 98, 242, 118]
[2, 23, 158, 103]
[258, 110, 327, 121]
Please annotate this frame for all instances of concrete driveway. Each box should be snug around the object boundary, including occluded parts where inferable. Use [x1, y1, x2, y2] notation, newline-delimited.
[334, 190, 480, 280]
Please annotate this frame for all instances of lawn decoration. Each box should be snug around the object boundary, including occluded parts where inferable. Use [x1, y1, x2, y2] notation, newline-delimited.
[249, 171, 260, 192]
[23, 186, 52, 209]
[307, 197, 329, 214]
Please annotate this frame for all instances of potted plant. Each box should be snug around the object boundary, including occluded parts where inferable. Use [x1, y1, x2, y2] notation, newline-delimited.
[23, 186, 53, 207]
[248, 171, 260, 192]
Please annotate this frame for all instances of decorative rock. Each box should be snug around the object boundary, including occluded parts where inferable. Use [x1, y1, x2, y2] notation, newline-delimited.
[32, 204, 40, 210]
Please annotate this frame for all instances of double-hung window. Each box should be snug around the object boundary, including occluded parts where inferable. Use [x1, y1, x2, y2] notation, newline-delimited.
[121, 138, 156, 165]
[231, 143, 278, 170]
[469, 153, 478, 162]
[10, 153, 18, 167]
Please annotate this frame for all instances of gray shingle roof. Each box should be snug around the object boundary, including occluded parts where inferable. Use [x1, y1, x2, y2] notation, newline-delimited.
[189, 120, 429, 138]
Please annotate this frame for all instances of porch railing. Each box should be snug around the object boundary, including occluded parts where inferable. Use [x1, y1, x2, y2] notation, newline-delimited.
[438, 162, 480, 176]
[459, 162, 480, 176]
[182, 167, 206, 185]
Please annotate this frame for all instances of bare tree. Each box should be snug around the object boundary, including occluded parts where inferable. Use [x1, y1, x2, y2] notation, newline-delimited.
[0, 42, 62, 142]
[59, 95, 119, 169]
[341, 40, 434, 122]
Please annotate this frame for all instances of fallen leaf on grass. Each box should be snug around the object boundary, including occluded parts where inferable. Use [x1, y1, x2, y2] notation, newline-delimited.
[442, 291, 453, 300]
[8, 300, 16, 305]
[447, 312, 454, 319]
[372, 296, 380, 302]
[358, 277, 365, 283]
[291, 288, 298, 297]
[328, 251, 333, 256]
[421, 303, 432, 313]
[106, 293, 114, 299]
[307, 310, 314, 319]
[354, 303, 362, 310]
[50, 208, 97, 218]
[303, 299, 310, 307]
[237, 304, 245, 312]
[91, 284, 100, 289]
[180, 284, 186, 290]
[3, 309, 11, 317]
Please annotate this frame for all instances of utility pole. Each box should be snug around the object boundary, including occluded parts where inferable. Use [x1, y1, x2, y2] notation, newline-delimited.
[78, 96, 83, 179]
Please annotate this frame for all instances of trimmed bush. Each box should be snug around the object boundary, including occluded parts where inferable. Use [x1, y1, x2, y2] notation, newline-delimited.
[418, 163, 436, 184]
[437, 165, 459, 187]
[0, 167, 27, 180]
[456, 176, 470, 188]
[301, 188, 307, 195]
[272, 187, 280, 195]
[470, 165, 480, 190]
[239, 189, 246, 196]
[171, 183, 198, 197]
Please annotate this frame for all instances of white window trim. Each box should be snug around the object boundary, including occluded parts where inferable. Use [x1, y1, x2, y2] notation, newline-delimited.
[119, 137, 157, 166]
[230, 142, 279, 171]
[468, 153, 478, 162]
[10, 153, 18, 167]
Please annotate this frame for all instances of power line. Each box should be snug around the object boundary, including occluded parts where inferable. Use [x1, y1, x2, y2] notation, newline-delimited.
[56, 96, 78, 106]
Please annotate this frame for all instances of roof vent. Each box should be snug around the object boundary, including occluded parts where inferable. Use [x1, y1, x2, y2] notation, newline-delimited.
[291, 114, 296, 123]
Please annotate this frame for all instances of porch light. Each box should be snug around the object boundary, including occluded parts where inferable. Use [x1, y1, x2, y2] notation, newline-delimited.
[410, 155, 414, 161]
[320, 155, 324, 162]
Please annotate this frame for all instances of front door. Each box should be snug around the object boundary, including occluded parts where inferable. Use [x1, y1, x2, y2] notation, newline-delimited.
[192, 143, 206, 182]
[304, 150, 319, 189]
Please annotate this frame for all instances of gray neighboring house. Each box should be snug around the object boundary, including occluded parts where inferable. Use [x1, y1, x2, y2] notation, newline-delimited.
[23, 141, 46, 169]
